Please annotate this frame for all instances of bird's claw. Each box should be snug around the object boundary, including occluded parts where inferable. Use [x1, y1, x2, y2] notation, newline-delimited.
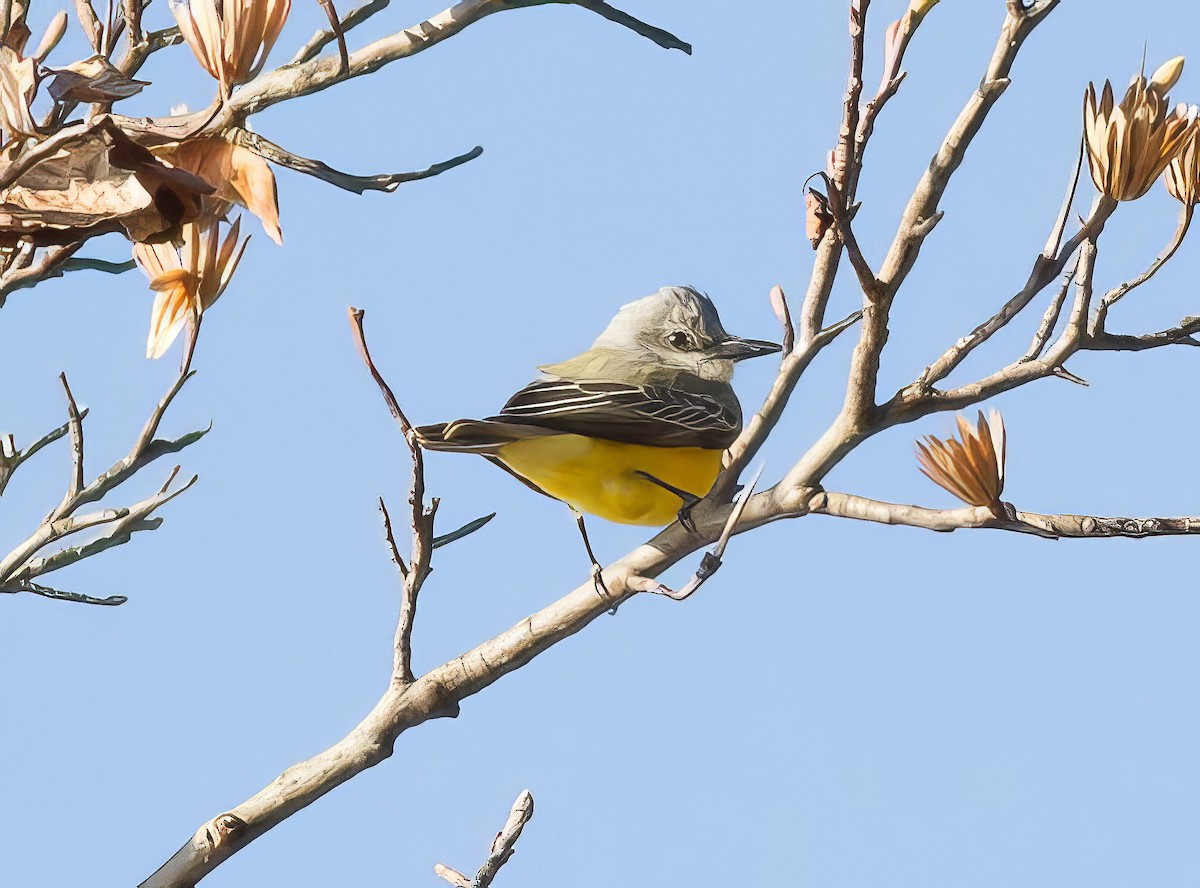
[676, 501, 698, 534]
[592, 564, 619, 615]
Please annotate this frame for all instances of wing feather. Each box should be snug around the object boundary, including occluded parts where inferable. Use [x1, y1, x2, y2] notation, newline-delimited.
[492, 378, 740, 449]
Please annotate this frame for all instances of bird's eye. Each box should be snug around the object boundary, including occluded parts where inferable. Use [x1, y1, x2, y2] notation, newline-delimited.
[667, 331, 691, 349]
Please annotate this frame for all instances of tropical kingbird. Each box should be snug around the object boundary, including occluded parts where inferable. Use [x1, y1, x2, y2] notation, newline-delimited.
[415, 286, 779, 540]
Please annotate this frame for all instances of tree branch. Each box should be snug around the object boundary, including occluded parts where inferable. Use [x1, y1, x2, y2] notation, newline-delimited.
[1090, 204, 1194, 336]
[811, 490, 1200, 540]
[291, 0, 391, 65]
[115, 0, 689, 136]
[435, 790, 535, 888]
[0, 409, 90, 497]
[230, 128, 483, 194]
[347, 307, 434, 684]
[0, 348, 205, 602]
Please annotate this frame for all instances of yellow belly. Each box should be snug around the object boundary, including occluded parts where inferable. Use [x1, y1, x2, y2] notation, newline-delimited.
[495, 435, 724, 526]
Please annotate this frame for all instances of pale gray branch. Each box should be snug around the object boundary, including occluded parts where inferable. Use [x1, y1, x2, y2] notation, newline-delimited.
[1, 353, 204, 603]
[231, 128, 483, 194]
[1090, 203, 1194, 336]
[0, 409, 90, 496]
[114, 0, 688, 138]
[811, 490, 1200, 540]
[436, 790, 535, 888]
[292, 0, 390, 65]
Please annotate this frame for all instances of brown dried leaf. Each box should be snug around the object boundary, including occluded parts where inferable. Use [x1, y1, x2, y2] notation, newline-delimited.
[1084, 59, 1198, 201]
[915, 409, 1006, 509]
[0, 46, 37, 139]
[805, 188, 833, 249]
[156, 138, 282, 244]
[134, 216, 249, 358]
[0, 120, 213, 245]
[48, 56, 150, 103]
[173, 0, 292, 95]
[4, 20, 30, 55]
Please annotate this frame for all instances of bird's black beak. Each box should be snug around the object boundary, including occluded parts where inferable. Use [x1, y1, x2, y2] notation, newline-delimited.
[712, 336, 783, 361]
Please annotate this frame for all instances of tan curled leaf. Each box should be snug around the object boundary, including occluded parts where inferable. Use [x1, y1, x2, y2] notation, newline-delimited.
[47, 56, 151, 103]
[1165, 122, 1200, 205]
[915, 409, 1006, 509]
[170, 0, 292, 95]
[0, 46, 37, 139]
[804, 188, 833, 249]
[0, 120, 213, 246]
[134, 216, 249, 358]
[1084, 58, 1198, 201]
[156, 138, 282, 244]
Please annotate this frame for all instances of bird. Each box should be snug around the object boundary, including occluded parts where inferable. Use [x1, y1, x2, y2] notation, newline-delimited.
[415, 285, 780, 587]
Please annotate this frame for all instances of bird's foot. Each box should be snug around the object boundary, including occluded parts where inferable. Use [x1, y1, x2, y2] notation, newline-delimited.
[676, 500, 698, 534]
[634, 470, 701, 535]
[592, 563, 619, 615]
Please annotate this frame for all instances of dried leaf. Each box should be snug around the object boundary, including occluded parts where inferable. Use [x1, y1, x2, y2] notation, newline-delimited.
[4, 20, 30, 55]
[47, 56, 151, 103]
[32, 10, 68, 63]
[1084, 60, 1198, 201]
[171, 0, 292, 95]
[880, 17, 907, 90]
[134, 216, 249, 358]
[1165, 122, 1200, 205]
[155, 138, 282, 244]
[0, 120, 213, 245]
[805, 188, 833, 249]
[915, 409, 1006, 509]
[0, 46, 37, 139]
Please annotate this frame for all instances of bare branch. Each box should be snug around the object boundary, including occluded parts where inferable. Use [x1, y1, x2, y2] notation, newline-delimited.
[1085, 316, 1200, 351]
[838, 3, 1061, 428]
[231, 128, 483, 194]
[436, 790, 535, 888]
[910, 186, 1115, 393]
[292, 0, 390, 65]
[316, 0, 352, 73]
[651, 466, 763, 601]
[1, 355, 205, 600]
[0, 242, 85, 306]
[1091, 204, 1194, 335]
[347, 307, 434, 684]
[0, 578, 127, 606]
[0, 409, 90, 497]
[1022, 259, 1077, 361]
[116, 0, 689, 135]
[16, 472, 197, 582]
[73, 0, 103, 54]
[831, 0, 868, 190]
[811, 490, 1200, 540]
[57, 373, 85, 514]
[768, 284, 795, 356]
[716, 301, 860, 496]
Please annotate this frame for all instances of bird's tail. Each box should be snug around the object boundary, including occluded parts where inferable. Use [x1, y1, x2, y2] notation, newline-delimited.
[414, 418, 548, 453]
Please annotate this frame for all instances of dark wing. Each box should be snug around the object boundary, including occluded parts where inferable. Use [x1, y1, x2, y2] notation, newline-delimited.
[490, 378, 740, 449]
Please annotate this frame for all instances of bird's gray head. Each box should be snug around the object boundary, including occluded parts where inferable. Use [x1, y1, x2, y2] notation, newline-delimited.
[591, 286, 780, 382]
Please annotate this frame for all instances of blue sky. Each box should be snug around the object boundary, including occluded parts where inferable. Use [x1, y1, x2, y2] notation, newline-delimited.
[3, 2, 1200, 886]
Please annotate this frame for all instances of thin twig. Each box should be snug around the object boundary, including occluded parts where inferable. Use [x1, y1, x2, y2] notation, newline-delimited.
[58, 373, 85, 512]
[811, 490, 1200, 540]
[435, 791, 535, 888]
[292, 0, 389, 64]
[315, 0, 351, 73]
[347, 307, 433, 684]
[913, 195, 1115, 391]
[1021, 259, 1077, 362]
[1091, 204, 1194, 335]
[0, 409, 90, 497]
[230, 129, 483, 194]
